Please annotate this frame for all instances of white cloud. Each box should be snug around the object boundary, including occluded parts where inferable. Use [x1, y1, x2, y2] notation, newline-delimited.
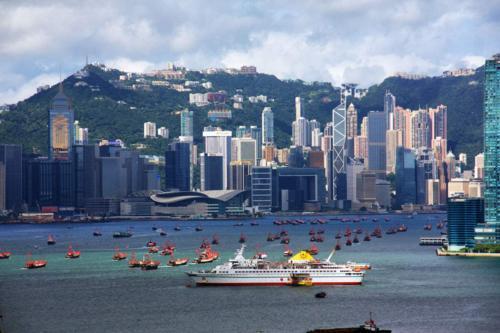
[0, 73, 60, 105]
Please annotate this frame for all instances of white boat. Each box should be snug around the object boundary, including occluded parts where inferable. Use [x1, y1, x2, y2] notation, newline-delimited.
[186, 245, 366, 286]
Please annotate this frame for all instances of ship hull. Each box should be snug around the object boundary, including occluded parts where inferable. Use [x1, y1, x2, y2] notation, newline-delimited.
[188, 273, 363, 286]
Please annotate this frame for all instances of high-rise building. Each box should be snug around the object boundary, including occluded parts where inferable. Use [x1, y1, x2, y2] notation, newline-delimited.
[157, 127, 169, 138]
[448, 197, 484, 251]
[251, 166, 273, 212]
[475, 54, 500, 244]
[395, 147, 416, 207]
[232, 137, 257, 165]
[49, 84, 74, 160]
[329, 101, 347, 201]
[143, 122, 156, 138]
[261, 107, 274, 144]
[200, 153, 223, 191]
[346, 159, 364, 203]
[0, 144, 23, 211]
[250, 126, 262, 161]
[311, 128, 322, 148]
[292, 117, 310, 147]
[459, 153, 467, 166]
[410, 109, 432, 149]
[384, 90, 396, 130]
[430, 105, 447, 142]
[73, 144, 98, 209]
[230, 161, 252, 190]
[346, 103, 358, 138]
[416, 147, 437, 204]
[426, 179, 440, 205]
[180, 109, 194, 138]
[386, 129, 403, 173]
[474, 153, 484, 179]
[360, 116, 368, 137]
[295, 96, 303, 121]
[203, 127, 232, 189]
[366, 111, 387, 177]
[165, 141, 191, 191]
[354, 136, 367, 160]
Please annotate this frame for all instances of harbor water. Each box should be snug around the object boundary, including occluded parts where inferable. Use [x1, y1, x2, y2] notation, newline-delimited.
[0, 213, 499, 332]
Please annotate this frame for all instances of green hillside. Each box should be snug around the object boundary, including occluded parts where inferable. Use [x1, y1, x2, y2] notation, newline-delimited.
[0, 65, 484, 160]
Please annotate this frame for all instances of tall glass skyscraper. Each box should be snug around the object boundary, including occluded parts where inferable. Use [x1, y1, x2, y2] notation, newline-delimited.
[367, 111, 387, 177]
[261, 107, 274, 144]
[475, 54, 500, 244]
[180, 109, 193, 138]
[49, 84, 74, 160]
[384, 90, 395, 130]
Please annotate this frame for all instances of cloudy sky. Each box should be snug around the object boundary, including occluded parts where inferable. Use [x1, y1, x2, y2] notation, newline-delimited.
[1, 0, 499, 104]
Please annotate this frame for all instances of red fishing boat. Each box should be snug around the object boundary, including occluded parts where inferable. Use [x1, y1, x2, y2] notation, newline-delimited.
[307, 243, 319, 255]
[194, 245, 219, 263]
[146, 240, 156, 247]
[335, 232, 342, 239]
[0, 251, 11, 259]
[161, 242, 176, 256]
[281, 237, 290, 244]
[364, 232, 371, 241]
[346, 237, 352, 246]
[283, 245, 293, 257]
[344, 227, 352, 237]
[309, 228, 315, 235]
[112, 248, 127, 261]
[149, 246, 159, 254]
[167, 255, 189, 266]
[47, 235, 56, 245]
[316, 234, 324, 243]
[239, 233, 246, 244]
[128, 252, 141, 268]
[140, 254, 160, 270]
[65, 245, 80, 259]
[25, 253, 47, 269]
[335, 240, 342, 251]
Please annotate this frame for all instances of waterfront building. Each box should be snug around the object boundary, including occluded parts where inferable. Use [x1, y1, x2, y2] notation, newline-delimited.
[288, 146, 305, 168]
[0, 144, 23, 211]
[426, 179, 440, 205]
[143, 122, 156, 138]
[277, 167, 326, 211]
[395, 147, 416, 208]
[203, 127, 232, 189]
[346, 159, 364, 203]
[165, 141, 191, 191]
[73, 144, 98, 209]
[180, 109, 194, 138]
[230, 161, 252, 190]
[384, 90, 396, 130]
[474, 153, 484, 179]
[356, 171, 377, 208]
[386, 129, 403, 173]
[251, 166, 273, 212]
[346, 103, 358, 138]
[200, 153, 223, 191]
[448, 197, 484, 251]
[375, 179, 391, 208]
[448, 178, 470, 198]
[261, 107, 274, 144]
[366, 111, 387, 178]
[49, 84, 74, 160]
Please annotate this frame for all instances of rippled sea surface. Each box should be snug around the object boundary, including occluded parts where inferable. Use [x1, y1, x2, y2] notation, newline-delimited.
[1, 213, 499, 333]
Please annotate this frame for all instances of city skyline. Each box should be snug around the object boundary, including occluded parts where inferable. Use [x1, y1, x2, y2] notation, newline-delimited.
[1, 0, 499, 104]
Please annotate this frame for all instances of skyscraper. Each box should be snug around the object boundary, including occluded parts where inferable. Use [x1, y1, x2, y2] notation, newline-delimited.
[475, 54, 500, 244]
[0, 144, 23, 211]
[295, 96, 303, 120]
[250, 126, 262, 161]
[384, 90, 396, 130]
[200, 153, 223, 191]
[49, 84, 74, 160]
[292, 117, 310, 147]
[143, 122, 156, 138]
[366, 111, 387, 177]
[386, 129, 403, 173]
[329, 101, 347, 201]
[395, 147, 417, 207]
[261, 107, 274, 144]
[165, 141, 191, 191]
[180, 109, 194, 138]
[346, 103, 358, 139]
[410, 109, 432, 149]
[203, 127, 232, 189]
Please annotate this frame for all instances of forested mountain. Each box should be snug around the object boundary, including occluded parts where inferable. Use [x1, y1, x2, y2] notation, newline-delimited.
[0, 64, 484, 160]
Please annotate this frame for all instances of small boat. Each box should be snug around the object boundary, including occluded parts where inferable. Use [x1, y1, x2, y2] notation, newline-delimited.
[281, 237, 290, 244]
[113, 231, 132, 238]
[168, 256, 189, 266]
[316, 234, 324, 243]
[233, 223, 244, 227]
[194, 246, 219, 264]
[283, 245, 293, 257]
[335, 232, 342, 239]
[353, 235, 359, 243]
[128, 252, 141, 268]
[346, 237, 352, 246]
[211, 235, 219, 245]
[317, 229, 325, 234]
[250, 222, 259, 226]
[372, 218, 378, 222]
[267, 233, 274, 242]
[384, 217, 390, 222]
[310, 235, 317, 242]
[424, 224, 432, 231]
[335, 240, 341, 251]
[146, 240, 157, 247]
[307, 244, 319, 255]
[344, 227, 352, 237]
[280, 230, 288, 237]
[364, 233, 371, 242]
[148, 246, 159, 254]
[174, 225, 181, 231]
[238, 233, 246, 244]
[112, 248, 127, 261]
[139, 254, 160, 270]
[309, 228, 315, 235]
[158, 228, 167, 236]
[25, 254, 47, 269]
[47, 235, 56, 245]
[152, 225, 158, 231]
[195, 226, 203, 232]
[0, 251, 12, 259]
[93, 229, 102, 237]
[200, 239, 210, 249]
[65, 245, 80, 259]
[398, 225, 408, 232]
[315, 291, 327, 298]
[386, 228, 397, 235]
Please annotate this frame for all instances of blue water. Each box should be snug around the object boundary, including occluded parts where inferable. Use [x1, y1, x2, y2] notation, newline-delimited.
[0, 213, 499, 332]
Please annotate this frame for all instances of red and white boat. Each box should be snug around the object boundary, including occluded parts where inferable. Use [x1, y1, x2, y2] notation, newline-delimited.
[112, 248, 127, 261]
[47, 235, 56, 245]
[167, 255, 189, 266]
[140, 254, 160, 270]
[0, 251, 11, 259]
[25, 253, 47, 269]
[187, 245, 366, 286]
[128, 252, 141, 268]
[194, 245, 219, 264]
[283, 245, 293, 257]
[307, 243, 319, 255]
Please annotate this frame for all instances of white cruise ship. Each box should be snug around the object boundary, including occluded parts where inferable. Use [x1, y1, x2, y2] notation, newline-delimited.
[187, 245, 367, 286]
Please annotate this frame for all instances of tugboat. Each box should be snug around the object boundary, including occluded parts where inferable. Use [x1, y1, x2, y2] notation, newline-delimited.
[307, 243, 319, 255]
[112, 248, 127, 261]
[283, 245, 293, 257]
[65, 245, 81, 259]
[211, 235, 219, 245]
[24, 254, 47, 269]
[194, 245, 219, 264]
[238, 233, 246, 244]
[346, 237, 353, 246]
[167, 255, 189, 266]
[140, 254, 160, 270]
[128, 252, 141, 268]
[93, 229, 102, 237]
[47, 234, 56, 245]
[113, 231, 132, 238]
[0, 251, 11, 259]
[335, 240, 342, 251]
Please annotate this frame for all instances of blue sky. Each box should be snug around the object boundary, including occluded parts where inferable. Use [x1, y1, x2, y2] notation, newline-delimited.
[1, 0, 499, 104]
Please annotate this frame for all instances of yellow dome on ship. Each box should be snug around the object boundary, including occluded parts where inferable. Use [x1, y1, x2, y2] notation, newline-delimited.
[289, 251, 315, 263]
